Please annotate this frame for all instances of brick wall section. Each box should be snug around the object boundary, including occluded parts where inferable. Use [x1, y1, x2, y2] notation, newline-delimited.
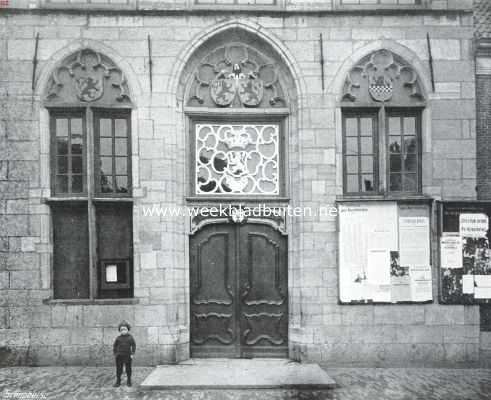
[0, 9, 481, 366]
[476, 75, 491, 200]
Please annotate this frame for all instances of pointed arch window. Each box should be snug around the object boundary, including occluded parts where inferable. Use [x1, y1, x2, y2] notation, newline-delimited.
[341, 49, 426, 195]
[45, 49, 133, 300]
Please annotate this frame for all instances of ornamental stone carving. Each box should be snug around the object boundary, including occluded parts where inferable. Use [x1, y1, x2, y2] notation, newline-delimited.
[45, 49, 131, 105]
[187, 44, 286, 108]
[342, 49, 425, 104]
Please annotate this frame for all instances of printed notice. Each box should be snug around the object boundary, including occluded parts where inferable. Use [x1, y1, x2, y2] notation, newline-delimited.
[106, 264, 118, 282]
[440, 233, 463, 269]
[367, 249, 391, 285]
[462, 275, 475, 294]
[475, 275, 491, 298]
[460, 213, 488, 238]
[410, 265, 432, 301]
[399, 217, 430, 267]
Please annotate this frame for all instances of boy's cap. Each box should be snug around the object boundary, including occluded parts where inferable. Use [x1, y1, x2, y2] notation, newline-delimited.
[118, 320, 131, 331]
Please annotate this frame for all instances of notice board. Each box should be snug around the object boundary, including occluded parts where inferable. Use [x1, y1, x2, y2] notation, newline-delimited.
[440, 202, 491, 304]
[339, 201, 432, 304]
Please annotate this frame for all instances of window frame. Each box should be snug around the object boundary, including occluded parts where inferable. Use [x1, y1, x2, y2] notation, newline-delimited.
[341, 105, 423, 197]
[48, 106, 134, 300]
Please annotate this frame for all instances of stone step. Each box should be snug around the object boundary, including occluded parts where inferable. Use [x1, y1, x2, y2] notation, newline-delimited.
[140, 358, 336, 390]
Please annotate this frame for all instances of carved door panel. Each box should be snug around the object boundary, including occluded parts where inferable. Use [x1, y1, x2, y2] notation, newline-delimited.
[190, 223, 288, 358]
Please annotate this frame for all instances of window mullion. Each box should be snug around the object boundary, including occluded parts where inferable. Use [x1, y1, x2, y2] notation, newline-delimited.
[379, 106, 387, 194]
[87, 107, 98, 299]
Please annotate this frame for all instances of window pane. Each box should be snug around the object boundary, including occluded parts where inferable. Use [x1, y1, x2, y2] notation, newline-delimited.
[115, 138, 127, 156]
[100, 119, 112, 137]
[100, 138, 113, 156]
[57, 138, 68, 155]
[72, 156, 83, 174]
[115, 119, 128, 137]
[346, 156, 359, 174]
[403, 174, 417, 192]
[404, 154, 418, 173]
[72, 175, 83, 193]
[100, 157, 113, 175]
[345, 118, 358, 136]
[361, 175, 374, 192]
[404, 137, 417, 154]
[404, 117, 416, 135]
[388, 136, 401, 154]
[56, 175, 68, 193]
[71, 136, 83, 155]
[388, 117, 400, 135]
[346, 174, 359, 193]
[360, 118, 372, 136]
[390, 173, 402, 191]
[346, 137, 358, 155]
[360, 137, 373, 154]
[390, 154, 402, 172]
[71, 118, 82, 137]
[56, 119, 68, 137]
[361, 155, 373, 173]
[116, 176, 128, 193]
[57, 156, 68, 174]
[115, 157, 127, 175]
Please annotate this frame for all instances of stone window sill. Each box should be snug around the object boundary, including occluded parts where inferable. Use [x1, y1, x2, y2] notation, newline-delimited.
[43, 298, 139, 306]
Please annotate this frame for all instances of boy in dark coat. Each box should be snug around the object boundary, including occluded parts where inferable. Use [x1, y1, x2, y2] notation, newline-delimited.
[113, 320, 136, 387]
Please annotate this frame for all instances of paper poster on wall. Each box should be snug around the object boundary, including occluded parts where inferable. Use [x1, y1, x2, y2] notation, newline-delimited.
[410, 265, 432, 302]
[339, 201, 431, 303]
[462, 275, 475, 294]
[440, 233, 463, 269]
[460, 213, 488, 238]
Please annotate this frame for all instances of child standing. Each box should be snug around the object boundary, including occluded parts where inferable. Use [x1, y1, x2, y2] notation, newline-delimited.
[113, 320, 136, 387]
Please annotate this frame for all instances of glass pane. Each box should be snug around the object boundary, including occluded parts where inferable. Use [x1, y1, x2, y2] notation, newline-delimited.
[361, 155, 373, 173]
[360, 118, 372, 136]
[346, 137, 358, 155]
[404, 117, 416, 135]
[345, 118, 357, 137]
[100, 157, 113, 175]
[72, 156, 82, 174]
[115, 157, 127, 175]
[72, 175, 83, 193]
[404, 154, 418, 173]
[390, 173, 402, 191]
[100, 138, 113, 156]
[346, 174, 359, 193]
[115, 138, 127, 156]
[388, 136, 401, 154]
[71, 136, 83, 155]
[345, 156, 359, 174]
[71, 118, 82, 137]
[56, 119, 68, 137]
[403, 174, 417, 192]
[390, 154, 402, 173]
[56, 175, 68, 193]
[100, 119, 112, 137]
[115, 119, 128, 137]
[388, 117, 401, 135]
[100, 174, 113, 193]
[360, 137, 373, 154]
[57, 138, 68, 155]
[57, 156, 68, 174]
[404, 137, 417, 153]
[362, 175, 374, 192]
[116, 176, 128, 193]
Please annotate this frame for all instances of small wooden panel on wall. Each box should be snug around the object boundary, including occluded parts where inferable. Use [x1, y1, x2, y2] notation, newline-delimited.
[440, 202, 491, 304]
[338, 201, 432, 304]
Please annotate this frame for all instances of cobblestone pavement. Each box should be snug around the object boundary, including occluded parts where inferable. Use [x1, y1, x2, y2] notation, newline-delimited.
[0, 366, 490, 400]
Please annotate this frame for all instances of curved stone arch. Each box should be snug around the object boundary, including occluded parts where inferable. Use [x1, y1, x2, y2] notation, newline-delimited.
[169, 19, 307, 111]
[330, 39, 432, 104]
[36, 39, 144, 106]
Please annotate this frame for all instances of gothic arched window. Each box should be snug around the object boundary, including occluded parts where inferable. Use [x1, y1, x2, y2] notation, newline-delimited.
[341, 49, 426, 195]
[44, 49, 133, 300]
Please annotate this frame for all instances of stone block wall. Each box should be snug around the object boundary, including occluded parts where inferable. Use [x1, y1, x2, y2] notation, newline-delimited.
[0, 6, 482, 366]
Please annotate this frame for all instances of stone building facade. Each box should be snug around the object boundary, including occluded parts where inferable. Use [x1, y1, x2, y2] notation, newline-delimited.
[0, 0, 486, 367]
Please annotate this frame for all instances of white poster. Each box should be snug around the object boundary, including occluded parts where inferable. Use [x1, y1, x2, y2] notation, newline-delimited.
[106, 264, 118, 282]
[440, 233, 463, 269]
[399, 216, 430, 267]
[460, 213, 488, 238]
[474, 275, 491, 298]
[367, 249, 391, 285]
[462, 275, 475, 294]
[409, 265, 432, 301]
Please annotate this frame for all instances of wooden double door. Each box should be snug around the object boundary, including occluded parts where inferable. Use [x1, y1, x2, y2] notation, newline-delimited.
[190, 223, 288, 358]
